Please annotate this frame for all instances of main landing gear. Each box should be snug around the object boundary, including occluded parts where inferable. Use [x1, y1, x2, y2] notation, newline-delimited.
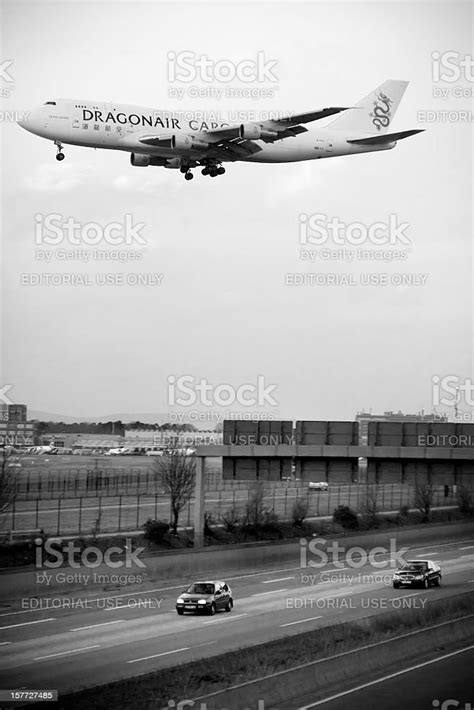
[201, 164, 225, 178]
[180, 164, 194, 180]
[55, 141, 65, 161]
[180, 160, 226, 180]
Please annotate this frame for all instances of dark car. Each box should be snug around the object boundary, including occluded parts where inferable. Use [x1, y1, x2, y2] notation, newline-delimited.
[392, 559, 441, 589]
[176, 580, 233, 615]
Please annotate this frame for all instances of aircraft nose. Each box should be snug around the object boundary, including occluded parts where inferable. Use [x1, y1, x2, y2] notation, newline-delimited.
[17, 110, 35, 132]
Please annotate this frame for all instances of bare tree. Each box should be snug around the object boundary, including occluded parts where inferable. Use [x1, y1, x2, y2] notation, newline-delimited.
[153, 452, 196, 534]
[414, 480, 435, 522]
[243, 481, 268, 528]
[0, 445, 19, 524]
[361, 484, 380, 528]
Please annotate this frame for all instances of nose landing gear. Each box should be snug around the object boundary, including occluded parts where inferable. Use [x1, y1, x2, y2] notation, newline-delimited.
[54, 141, 65, 161]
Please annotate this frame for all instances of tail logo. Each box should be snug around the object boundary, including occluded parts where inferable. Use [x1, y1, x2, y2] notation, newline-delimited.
[370, 92, 393, 131]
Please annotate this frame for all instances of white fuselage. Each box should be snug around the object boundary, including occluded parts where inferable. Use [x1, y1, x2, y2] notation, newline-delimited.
[20, 99, 395, 164]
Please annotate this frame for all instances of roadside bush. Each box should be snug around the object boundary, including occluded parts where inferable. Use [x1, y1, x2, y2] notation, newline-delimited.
[457, 486, 474, 515]
[292, 498, 309, 526]
[244, 482, 267, 528]
[260, 508, 280, 533]
[142, 518, 169, 544]
[220, 506, 241, 533]
[203, 511, 216, 537]
[414, 481, 435, 522]
[333, 505, 359, 530]
[360, 485, 380, 529]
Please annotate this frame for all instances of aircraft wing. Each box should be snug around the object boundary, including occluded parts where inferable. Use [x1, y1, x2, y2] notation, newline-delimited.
[202, 106, 351, 144]
[138, 106, 352, 159]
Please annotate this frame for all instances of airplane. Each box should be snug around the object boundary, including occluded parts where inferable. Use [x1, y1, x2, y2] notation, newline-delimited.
[106, 446, 132, 456]
[28, 441, 57, 455]
[17, 80, 423, 181]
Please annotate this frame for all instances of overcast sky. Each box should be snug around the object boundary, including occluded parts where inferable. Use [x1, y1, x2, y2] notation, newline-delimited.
[1, 0, 472, 423]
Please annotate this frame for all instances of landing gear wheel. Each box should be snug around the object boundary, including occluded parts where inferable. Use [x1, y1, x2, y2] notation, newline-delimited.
[201, 167, 209, 176]
[184, 172, 194, 181]
[217, 166, 225, 175]
[209, 170, 218, 177]
[54, 141, 64, 161]
[180, 166, 188, 174]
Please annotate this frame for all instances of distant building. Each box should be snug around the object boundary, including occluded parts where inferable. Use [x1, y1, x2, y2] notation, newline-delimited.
[7, 404, 27, 422]
[0, 403, 37, 447]
[355, 410, 448, 445]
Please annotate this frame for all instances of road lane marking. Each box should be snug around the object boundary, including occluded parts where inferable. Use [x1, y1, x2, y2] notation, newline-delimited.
[252, 589, 288, 597]
[262, 577, 295, 584]
[202, 614, 248, 625]
[70, 619, 125, 631]
[298, 644, 474, 709]
[460, 546, 474, 550]
[34, 644, 100, 661]
[127, 647, 189, 664]
[0, 618, 55, 630]
[461, 554, 474, 558]
[0, 642, 11, 646]
[281, 616, 323, 627]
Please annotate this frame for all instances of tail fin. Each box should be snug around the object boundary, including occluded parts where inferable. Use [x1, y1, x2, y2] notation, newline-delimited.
[328, 80, 409, 134]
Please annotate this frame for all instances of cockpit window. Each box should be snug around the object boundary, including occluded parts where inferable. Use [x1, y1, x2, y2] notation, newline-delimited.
[44, 101, 56, 105]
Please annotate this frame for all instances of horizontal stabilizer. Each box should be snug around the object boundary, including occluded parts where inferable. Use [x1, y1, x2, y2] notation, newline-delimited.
[347, 129, 425, 145]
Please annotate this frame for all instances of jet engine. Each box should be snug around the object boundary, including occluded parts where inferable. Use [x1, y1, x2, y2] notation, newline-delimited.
[171, 134, 210, 151]
[130, 153, 166, 167]
[239, 125, 278, 140]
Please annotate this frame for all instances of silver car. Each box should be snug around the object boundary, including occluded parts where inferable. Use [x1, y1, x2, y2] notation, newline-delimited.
[176, 580, 233, 615]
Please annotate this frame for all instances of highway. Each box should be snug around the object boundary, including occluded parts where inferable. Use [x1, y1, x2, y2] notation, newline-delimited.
[0, 536, 473, 700]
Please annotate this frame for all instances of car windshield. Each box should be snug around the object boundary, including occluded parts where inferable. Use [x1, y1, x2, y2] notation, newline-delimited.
[186, 583, 215, 595]
[402, 563, 427, 572]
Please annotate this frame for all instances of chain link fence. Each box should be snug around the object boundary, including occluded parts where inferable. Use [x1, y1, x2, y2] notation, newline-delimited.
[1, 483, 466, 537]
